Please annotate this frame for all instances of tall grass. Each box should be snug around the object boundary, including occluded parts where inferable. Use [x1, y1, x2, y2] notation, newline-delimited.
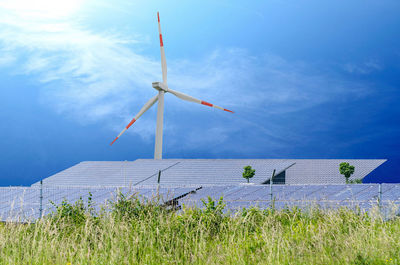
[0, 194, 399, 264]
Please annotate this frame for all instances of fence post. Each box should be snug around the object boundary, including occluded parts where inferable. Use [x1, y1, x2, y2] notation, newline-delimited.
[270, 169, 276, 206]
[39, 180, 43, 219]
[378, 183, 382, 211]
[156, 170, 161, 199]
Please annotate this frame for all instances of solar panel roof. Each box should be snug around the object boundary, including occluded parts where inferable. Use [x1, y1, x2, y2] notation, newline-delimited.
[32, 159, 386, 187]
[32, 160, 179, 187]
[33, 159, 295, 187]
[284, 159, 386, 184]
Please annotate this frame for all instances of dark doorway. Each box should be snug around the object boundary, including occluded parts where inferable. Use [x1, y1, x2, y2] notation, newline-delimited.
[265, 170, 285, 184]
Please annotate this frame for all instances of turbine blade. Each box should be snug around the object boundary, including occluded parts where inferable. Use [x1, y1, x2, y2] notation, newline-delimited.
[168, 88, 234, 113]
[110, 95, 159, 145]
[157, 12, 167, 84]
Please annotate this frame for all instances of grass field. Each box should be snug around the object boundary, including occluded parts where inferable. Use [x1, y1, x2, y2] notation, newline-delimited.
[0, 195, 399, 264]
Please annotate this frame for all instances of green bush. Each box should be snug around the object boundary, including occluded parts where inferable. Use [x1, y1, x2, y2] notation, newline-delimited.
[108, 191, 163, 220]
[49, 192, 96, 226]
[348, 178, 363, 184]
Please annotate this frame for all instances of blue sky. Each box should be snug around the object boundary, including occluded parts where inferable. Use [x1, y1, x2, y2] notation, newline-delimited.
[0, 0, 399, 185]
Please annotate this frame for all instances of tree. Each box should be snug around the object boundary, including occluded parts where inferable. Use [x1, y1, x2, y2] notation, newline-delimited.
[339, 162, 355, 184]
[242, 166, 255, 183]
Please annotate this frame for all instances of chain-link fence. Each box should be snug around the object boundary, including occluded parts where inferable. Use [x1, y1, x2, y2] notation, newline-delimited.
[0, 183, 399, 222]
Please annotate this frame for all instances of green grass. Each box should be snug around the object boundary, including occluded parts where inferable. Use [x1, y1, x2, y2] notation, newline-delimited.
[0, 194, 399, 264]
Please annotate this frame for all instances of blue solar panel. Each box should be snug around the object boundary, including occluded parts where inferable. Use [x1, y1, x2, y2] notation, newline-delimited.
[351, 185, 379, 201]
[176, 184, 400, 215]
[382, 184, 400, 201]
[222, 186, 262, 201]
[237, 186, 269, 201]
[223, 201, 269, 211]
[0, 186, 201, 222]
[33, 159, 387, 186]
[308, 185, 345, 200]
[183, 186, 235, 201]
[269, 185, 304, 200]
[285, 185, 325, 200]
[0, 184, 399, 222]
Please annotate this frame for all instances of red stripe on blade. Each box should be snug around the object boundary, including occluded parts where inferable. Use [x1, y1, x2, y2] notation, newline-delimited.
[224, 109, 234, 113]
[157, 12, 160, 22]
[110, 137, 118, 146]
[126, 118, 136, 129]
[159, 34, 163, 47]
[201, 101, 213, 107]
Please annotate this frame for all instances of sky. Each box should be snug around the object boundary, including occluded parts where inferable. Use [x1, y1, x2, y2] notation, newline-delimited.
[0, 0, 399, 186]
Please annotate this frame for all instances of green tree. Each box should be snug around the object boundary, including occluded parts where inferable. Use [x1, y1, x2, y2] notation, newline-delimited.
[339, 162, 355, 184]
[242, 165, 256, 183]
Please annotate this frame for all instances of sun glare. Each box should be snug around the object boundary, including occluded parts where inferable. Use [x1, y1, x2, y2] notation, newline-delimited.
[2, 0, 83, 18]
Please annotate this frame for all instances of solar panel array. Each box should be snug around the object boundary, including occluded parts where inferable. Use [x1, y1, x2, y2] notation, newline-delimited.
[32, 160, 179, 187]
[136, 159, 294, 185]
[32, 159, 386, 187]
[32, 159, 294, 186]
[1, 184, 400, 222]
[284, 159, 386, 184]
[0, 186, 199, 222]
[179, 184, 400, 213]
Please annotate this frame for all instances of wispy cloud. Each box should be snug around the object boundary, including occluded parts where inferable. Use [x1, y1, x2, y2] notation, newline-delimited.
[0, 4, 159, 125]
[170, 50, 372, 115]
[343, 60, 383, 75]
[0, 3, 375, 150]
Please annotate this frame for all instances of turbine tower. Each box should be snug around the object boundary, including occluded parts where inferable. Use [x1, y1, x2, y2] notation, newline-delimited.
[110, 12, 233, 159]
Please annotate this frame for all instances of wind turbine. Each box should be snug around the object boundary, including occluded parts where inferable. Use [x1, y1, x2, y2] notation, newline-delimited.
[110, 12, 233, 159]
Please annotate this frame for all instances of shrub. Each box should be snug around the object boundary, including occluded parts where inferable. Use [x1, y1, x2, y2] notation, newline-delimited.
[49, 192, 95, 226]
[348, 178, 363, 184]
[108, 191, 164, 221]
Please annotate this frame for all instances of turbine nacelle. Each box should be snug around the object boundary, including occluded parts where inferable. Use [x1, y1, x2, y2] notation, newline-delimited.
[152, 81, 168, 92]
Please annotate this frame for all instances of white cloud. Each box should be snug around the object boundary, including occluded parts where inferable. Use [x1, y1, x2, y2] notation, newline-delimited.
[169, 50, 372, 115]
[343, 60, 383, 75]
[0, 5, 159, 126]
[0, 53, 15, 66]
[0, 3, 374, 149]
